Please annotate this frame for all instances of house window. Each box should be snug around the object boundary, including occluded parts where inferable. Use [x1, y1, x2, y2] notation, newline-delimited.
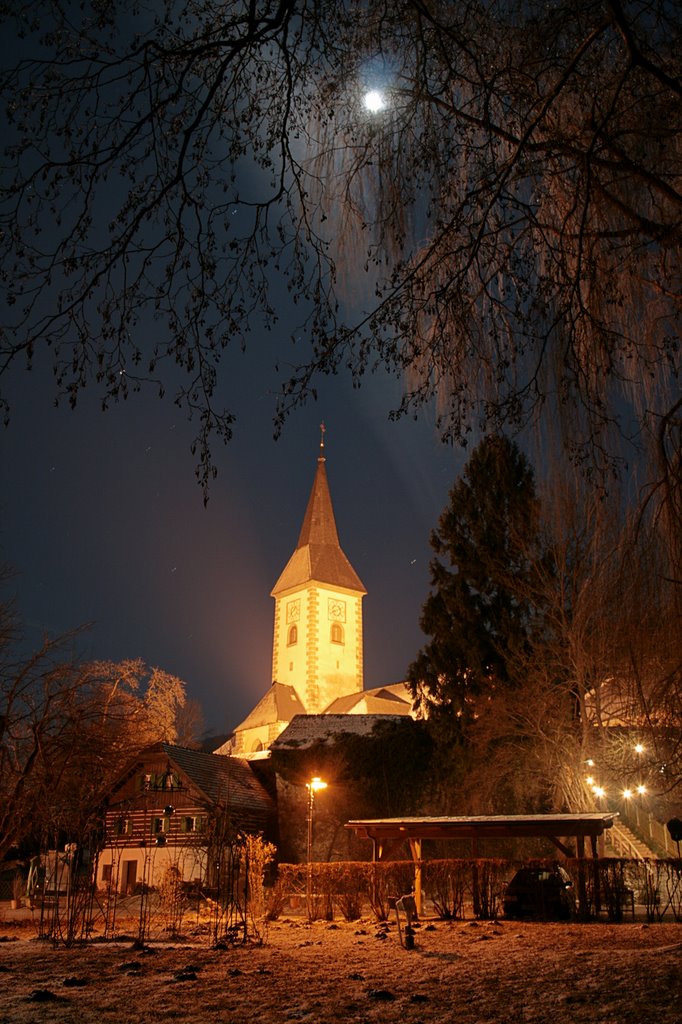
[330, 622, 344, 644]
[287, 624, 298, 646]
[182, 816, 206, 833]
[102, 864, 113, 883]
[140, 771, 180, 792]
[151, 817, 168, 835]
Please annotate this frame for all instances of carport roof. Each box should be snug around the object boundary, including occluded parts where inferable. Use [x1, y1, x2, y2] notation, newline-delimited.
[345, 812, 619, 843]
[345, 813, 620, 916]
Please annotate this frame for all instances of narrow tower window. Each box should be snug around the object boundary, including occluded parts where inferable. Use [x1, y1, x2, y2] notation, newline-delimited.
[330, 623, 344, 644]
[287, 624, 298, 646]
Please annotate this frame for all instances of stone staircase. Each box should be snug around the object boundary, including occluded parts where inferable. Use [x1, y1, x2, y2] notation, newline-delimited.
[606, 821, 659, 859]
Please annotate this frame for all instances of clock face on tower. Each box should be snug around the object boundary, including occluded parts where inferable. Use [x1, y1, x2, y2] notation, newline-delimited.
[328, 598, 346, 622]
[286, 599, 300, 623]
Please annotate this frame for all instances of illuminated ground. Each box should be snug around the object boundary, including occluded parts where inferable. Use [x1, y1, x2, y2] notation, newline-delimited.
[1, 916, 681, 1024]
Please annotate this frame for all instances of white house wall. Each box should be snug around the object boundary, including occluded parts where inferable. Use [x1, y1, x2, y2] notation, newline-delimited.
[98, 843, 208, 893]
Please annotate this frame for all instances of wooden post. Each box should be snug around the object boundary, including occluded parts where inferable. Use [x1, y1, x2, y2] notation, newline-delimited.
[471, 837, 480, 918]
[408, 838, 423, 916]
[591, 834, 601, 918]
[576, 834, 588, 921]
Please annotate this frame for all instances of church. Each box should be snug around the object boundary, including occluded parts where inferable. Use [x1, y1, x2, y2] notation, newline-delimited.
[95, 433, 415, 891]
[217, 431, 415, 758]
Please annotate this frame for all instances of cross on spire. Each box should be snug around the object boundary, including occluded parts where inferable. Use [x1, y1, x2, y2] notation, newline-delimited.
[319, 421, 326, 454]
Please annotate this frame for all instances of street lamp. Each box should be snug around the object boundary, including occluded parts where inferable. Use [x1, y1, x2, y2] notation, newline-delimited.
[306, 776, 327, 921]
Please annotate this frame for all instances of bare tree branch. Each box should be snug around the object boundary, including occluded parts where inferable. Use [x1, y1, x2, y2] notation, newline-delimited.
[0, 0, 679, 511]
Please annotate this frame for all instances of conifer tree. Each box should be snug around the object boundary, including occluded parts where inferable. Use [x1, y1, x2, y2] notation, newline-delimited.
[407, 435, 541, 733]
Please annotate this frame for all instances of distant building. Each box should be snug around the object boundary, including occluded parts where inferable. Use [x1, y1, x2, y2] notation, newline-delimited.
[218, 433, 414, 758]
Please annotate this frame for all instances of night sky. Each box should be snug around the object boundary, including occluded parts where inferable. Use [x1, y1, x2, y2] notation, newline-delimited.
[0, 13, 473, 739]
[1, 337, 467, 737]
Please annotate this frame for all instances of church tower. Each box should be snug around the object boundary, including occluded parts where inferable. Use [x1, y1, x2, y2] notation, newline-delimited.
[217, 430, 412, 758]
[270, 430, 366, 714]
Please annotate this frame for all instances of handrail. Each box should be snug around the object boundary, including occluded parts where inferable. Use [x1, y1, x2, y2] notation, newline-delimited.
[617, 802, 670, 857]
[608, 823, 649, 860]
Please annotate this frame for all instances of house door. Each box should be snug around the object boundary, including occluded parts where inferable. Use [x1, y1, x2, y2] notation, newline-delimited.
[122, 860, 137, 895]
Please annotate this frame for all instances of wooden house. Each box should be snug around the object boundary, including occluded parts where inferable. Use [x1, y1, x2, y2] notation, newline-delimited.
[97, 742, 275, 893]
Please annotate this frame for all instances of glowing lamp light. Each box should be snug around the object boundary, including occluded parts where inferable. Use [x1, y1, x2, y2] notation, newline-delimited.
[586, 776, 595, 786]
[637, 784, 647, 795]
[593, 785, 606, 798]
[623, 788, 633, 799]
[363, 89, 386, 113]
[306, 776, 328, 922]
[586, 758, 595, 767]
[634, 743, 645, 754]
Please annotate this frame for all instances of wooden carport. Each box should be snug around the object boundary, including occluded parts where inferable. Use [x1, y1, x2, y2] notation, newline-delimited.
[345, 813, 619, 915]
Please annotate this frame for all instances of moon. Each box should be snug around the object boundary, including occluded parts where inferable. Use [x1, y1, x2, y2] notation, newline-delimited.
[363, 89, 386, 113]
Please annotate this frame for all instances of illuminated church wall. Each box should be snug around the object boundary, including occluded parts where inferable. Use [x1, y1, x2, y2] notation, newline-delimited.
[272, 584, 364, 714]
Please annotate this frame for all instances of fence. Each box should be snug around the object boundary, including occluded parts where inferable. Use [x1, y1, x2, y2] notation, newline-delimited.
[4, 834, 273, 947]
[270, 857, 682, 924]
[7, 854, 680, 941]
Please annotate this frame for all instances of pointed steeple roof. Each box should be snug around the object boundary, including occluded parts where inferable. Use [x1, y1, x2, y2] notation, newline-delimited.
[271, 435, 366, 596]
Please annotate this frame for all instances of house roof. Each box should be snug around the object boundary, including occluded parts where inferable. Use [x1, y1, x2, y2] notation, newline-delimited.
[159, 744, 273, 814]
[230, 682, 306, 734]
[270, 713, 409, 750]
[271, 454, 365, 596]
[110, 742, 275, 819]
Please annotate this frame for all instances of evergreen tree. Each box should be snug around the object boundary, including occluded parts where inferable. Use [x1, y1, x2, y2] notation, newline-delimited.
[407, 435, 542, 733]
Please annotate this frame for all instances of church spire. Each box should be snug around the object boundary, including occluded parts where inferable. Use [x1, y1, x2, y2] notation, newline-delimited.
[270, 430, 366, 714]
[271, 433, 365, 595]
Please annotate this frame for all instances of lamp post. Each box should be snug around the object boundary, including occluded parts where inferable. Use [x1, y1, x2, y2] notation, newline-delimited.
[306, 776, 327, 921]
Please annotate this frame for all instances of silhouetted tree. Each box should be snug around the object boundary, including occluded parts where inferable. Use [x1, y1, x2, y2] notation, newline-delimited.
[1, 0, 679, 515]
[445, 478, 682, 815]
[0, 594, 195, 858]
[407, 435, 542, 736]
[0, 619, 86, 859]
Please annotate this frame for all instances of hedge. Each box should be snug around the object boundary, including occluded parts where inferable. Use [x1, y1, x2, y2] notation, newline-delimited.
[269, 857, 682, 923]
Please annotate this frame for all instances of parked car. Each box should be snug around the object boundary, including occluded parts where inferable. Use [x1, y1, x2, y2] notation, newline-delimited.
[503, 865, 576, 921]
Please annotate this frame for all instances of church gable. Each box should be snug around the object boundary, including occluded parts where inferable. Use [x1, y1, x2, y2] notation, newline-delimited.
[221, 683, 306, 757]
[324, 684, 414, 716]
[230, 682, 305, 733]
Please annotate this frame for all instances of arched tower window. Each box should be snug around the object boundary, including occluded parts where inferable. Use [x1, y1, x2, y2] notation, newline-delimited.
[330, 622, 344, 645]
[287, 624, 298, 646]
